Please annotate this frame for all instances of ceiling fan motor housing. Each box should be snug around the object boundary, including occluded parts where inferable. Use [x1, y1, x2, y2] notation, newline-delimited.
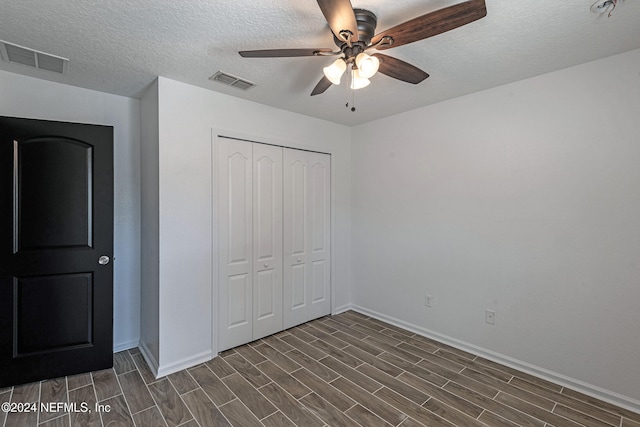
[333, 9, 378, 47]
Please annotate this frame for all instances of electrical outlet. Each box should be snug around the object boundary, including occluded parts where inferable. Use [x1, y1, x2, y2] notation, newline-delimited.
[485, 309, 495, 325]
[425, 294, 432, 307]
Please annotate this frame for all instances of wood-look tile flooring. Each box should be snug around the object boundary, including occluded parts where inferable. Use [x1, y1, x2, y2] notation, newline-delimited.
[2, 311, 639, 427]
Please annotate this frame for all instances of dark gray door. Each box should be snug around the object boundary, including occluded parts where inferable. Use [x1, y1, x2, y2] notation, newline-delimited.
[0, 116, 113, 387]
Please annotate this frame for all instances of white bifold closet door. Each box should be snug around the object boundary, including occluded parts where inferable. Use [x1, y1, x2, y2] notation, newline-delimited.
[218, 138, 330, 351]
[283, 148, 331, 329]
[252, 143, 283, 340]
[218, 138, 283, 351]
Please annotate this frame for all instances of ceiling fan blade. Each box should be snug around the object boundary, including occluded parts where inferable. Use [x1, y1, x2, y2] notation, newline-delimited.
[373, 53, 429, 84]
[239, 48, 334, 58]
[311, 76, 333, 96]
[371, 0, 486, 50]
[316, 0, 359, 42]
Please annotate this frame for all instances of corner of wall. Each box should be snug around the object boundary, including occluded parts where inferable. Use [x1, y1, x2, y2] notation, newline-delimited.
[139, 78, 160, 362]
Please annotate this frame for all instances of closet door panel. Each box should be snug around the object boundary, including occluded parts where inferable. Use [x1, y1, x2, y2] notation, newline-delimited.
[253, 144, 283, 340]
[308, 153, 331, 318]
[311, 261, 327, 303]
[228, 274, 251, 326]
[283, 149, 309, 328]
[218, 138, 253, 351]
[290, 161, 307, 257]
[227, 152, 252, 275]
[291, 264, 306, 309]
[255, 270, 275, 318]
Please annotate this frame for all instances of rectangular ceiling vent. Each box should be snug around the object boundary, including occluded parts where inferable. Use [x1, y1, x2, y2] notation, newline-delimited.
[209, 71, 255, 90]
[0, 40, 69, 75]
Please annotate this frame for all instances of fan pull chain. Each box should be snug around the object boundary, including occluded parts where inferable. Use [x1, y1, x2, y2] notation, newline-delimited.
[351, 88, 356, 112]
[345, 68, 350, 110]
[345, 68, 356, 112]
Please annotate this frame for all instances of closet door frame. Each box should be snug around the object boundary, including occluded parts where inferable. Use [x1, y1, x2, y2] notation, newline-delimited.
[212, 130, 334, 354]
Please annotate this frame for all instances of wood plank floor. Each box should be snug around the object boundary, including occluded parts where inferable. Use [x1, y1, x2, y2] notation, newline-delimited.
[1, 311, 639, 427]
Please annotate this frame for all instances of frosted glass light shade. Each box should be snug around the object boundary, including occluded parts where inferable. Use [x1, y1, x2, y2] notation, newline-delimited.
[355, 52, 379, 79]
[350, 68, 370, 89]
[323, 58, 347, 85]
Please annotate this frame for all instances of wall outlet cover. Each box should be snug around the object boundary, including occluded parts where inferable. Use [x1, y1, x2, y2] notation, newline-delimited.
[485, 309, 496, 325]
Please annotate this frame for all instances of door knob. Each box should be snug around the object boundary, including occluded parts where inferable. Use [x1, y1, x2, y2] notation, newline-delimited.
[264, 262, 269, 268]
[98, 255, 110, 265]
[297, 257, 301, 263]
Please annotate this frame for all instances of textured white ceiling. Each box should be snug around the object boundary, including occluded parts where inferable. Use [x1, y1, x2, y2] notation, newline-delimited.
[1, 0, 639, 125]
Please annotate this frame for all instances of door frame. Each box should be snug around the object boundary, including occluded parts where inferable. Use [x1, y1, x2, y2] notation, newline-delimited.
[211, 129, 336, 355]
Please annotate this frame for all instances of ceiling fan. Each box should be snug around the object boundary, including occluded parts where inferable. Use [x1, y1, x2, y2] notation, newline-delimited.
[239, 0, 487, 96]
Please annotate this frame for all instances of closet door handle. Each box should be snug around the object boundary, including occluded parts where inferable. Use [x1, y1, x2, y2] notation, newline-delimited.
[297, 257, 302, 263]
[264, 262, 269, 268]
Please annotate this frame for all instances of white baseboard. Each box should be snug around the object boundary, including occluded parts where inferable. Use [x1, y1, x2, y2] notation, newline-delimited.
[350, 304, 640, 415]
[138, 340, 213, 379]
[332, 303, 353, 315]
[138, 340, 160, 378]
[155, 350, 213, 378]
[113, 339, 139, 353]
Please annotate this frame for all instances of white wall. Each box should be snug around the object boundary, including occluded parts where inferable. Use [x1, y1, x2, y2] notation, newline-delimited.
[139, 80, 160, 364]
[150, 77, 351, 374]
[0, 70, 141, 351]
[351, 48, 640, 408]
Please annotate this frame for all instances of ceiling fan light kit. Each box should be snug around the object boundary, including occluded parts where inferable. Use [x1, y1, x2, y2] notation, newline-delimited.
[323, 58, 347, 85]
[350, 68, 371, 89]
[322, 51, 379, 86]
[239, 0, 487, 100]
[355, 52, 379, 79]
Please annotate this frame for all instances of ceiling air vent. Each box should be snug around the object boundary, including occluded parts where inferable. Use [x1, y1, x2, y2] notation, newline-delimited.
[209, 71, 255, 90]
[0, 40, 69, 75]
